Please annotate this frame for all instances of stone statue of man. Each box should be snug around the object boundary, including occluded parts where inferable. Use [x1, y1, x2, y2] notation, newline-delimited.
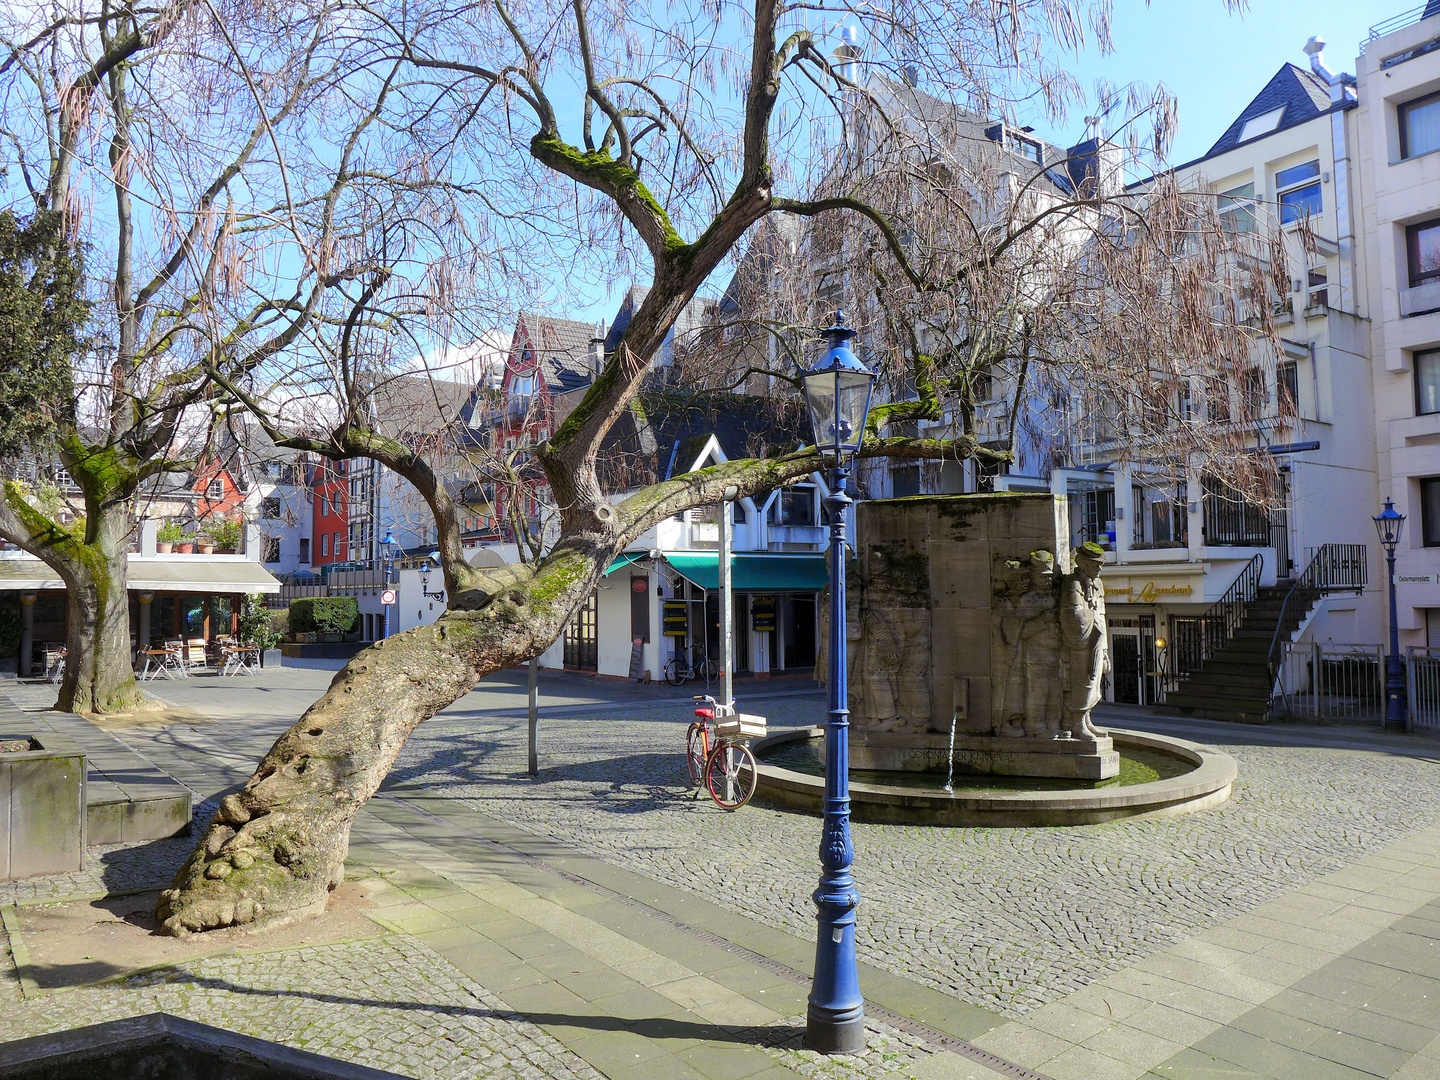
[1060, 542, 1109, 740]
[993, 550, 1061, 738]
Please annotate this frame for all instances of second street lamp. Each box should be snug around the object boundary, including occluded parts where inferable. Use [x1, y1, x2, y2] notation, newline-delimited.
[1373, 499, 1408, 732]
[799, 311, 875, 1054]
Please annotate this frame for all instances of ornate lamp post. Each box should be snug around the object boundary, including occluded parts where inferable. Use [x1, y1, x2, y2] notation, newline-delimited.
[1373, 499, 1408, 732]
[380, 530, 397, 640]
[799, 311, 875, 1054]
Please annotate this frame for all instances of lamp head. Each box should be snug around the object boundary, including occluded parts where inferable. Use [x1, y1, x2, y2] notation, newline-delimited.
[800, 311, 875, 463]
[1373, 498, 1405, 550]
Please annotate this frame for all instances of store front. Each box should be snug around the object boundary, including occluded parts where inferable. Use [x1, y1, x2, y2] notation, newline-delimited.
[1101, 567, 1207, 707]
[660, 553, 827, 676]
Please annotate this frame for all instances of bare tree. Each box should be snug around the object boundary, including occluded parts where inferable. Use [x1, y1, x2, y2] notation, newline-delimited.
[0, 0, 435, 710]
[157, 0, 1261, 934]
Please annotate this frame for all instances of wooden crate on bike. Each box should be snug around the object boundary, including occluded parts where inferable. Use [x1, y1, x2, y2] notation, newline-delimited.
[716, 713, 767, 740]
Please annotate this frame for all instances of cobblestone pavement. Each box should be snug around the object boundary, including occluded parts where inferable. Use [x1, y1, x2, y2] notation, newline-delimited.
[388, 697, 1440, 1017]
[0, 801, 214, 906]
[0, 933, 606, 1080]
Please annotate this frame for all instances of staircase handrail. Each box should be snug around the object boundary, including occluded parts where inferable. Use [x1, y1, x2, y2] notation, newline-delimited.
[1265, 543, 1369, 679]
[1170, 552, 1265, 687]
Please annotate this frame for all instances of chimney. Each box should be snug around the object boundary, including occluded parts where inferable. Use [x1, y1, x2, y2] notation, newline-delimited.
[902, 63, 919, 88]
[1303, 36, 1357, 106]
[1066, 135, 1123, 199]
[590, 321, 606, 375]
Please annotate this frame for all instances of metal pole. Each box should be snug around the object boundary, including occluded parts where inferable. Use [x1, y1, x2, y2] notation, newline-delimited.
[806, 461, 864, 1053]
[1385, 546, 1408, 732]
[527, 655, 540, 775]
[720, 496, 733, 711]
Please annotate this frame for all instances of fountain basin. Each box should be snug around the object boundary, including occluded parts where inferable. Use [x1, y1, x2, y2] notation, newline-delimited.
[752, 727, 1235, 827]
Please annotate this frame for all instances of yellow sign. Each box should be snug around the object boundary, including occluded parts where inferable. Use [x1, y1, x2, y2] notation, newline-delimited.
[1105, 580, 1195, 604]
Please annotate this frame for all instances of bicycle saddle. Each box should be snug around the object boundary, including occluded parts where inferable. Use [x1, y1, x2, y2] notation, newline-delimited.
[694, 707, 714, 719]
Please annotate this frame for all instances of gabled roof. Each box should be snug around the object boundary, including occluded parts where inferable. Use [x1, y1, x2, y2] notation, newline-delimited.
[1202, 64, 1333, 159]
[513, 313, 600, 397]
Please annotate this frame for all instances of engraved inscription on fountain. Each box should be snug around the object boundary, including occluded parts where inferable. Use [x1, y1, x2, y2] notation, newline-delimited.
[834, 493, 1119, 781]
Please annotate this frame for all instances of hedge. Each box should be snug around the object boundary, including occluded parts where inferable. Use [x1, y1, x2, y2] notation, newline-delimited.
[288, 596, 358, 635]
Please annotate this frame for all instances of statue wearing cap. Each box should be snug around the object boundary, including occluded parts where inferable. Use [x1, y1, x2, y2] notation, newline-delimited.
[1060, 541, 1110, 740]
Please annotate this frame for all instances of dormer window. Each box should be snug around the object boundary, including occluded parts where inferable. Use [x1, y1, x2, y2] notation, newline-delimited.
[1238, 107, 1285, 143]
[1013, 134, 1042, 165]
[208, 478, 224, 500]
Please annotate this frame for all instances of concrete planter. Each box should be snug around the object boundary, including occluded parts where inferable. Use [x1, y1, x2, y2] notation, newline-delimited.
[0, 732, 85, 881]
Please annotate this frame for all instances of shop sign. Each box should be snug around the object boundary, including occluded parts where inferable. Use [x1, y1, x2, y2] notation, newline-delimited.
[662, 600, 688, 637]
[751, 596, 776, 632]
[1103, 579, 1196, 604]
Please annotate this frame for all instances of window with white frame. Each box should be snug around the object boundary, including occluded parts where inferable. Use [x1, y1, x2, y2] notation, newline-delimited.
[1275, 160, 1321, 226]
[1216, 182, 1256, 234]
[208, 478, 224, 500]
[1416, 349, 1440, 416]
[1401, 91, 1440, 160]
[320, 533, 329, 557]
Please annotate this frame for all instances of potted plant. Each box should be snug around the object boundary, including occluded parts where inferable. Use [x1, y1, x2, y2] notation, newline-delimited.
[210, 519, 243, 553]
[237, 594, 283, 667]
[156, 521, 183, 554]
[195, 535, 215, 555]
[176, 535, 195, 554]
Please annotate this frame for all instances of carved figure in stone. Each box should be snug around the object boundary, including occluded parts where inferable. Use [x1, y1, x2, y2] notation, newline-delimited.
[1059, 542, 1110, 739]
[850, 606, 931, 733]
[992, 551, 1062, 737]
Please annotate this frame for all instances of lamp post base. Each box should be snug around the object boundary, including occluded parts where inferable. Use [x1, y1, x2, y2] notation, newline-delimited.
[804, 1005, 866, 1054]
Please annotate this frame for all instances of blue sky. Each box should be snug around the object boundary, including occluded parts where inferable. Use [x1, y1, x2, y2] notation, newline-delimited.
[1038, 0, 1381, 167]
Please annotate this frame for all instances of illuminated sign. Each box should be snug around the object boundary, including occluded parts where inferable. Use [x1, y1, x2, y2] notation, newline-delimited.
[1104, 579, 1196, 604]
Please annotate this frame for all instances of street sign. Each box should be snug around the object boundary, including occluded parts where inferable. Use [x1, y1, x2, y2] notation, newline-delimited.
[381, 589, 396, 605]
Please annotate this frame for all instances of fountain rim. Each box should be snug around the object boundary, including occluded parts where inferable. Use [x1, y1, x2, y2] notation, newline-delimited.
[751, 727, 1237, 824]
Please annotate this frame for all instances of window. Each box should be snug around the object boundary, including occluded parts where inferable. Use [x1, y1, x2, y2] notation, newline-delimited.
[1424, 479, 1440, 547]
[1275, 161, 1321, 225]
[1278, 361, 1299, 412]
[773, 485, 816, 527]
[320, 533, 329, 558]
[334, 530, 344, 557]
[261, 496, 282, 520]
[299, 538, 310, 563]
[1409, 218, 1440, 287]
[893, 464, 921, 498]
[1217, 183, 1256, 234]
[1013, 134, 1042, 165]
[1241, 368, 1266, 415]
[207, 478, 225, 500]
[263, 537, 281, 563]
[1402, 92, 1440, 160]
[1418, 350, 1440, 416]
[1238, 107, 1285, 143]
[1306, 265, 1328, 309]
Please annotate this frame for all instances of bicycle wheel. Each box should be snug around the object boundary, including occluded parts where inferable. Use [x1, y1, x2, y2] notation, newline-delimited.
[686, 723, 708, 787]
[706, 742, 758, 810]
[664, 657, 687, 686]
[698, 655, 718, 683]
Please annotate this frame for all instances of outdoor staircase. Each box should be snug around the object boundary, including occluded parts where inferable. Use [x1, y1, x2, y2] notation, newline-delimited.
[1161, 543, 1369, 724]
[1162, 583, 1316, 724]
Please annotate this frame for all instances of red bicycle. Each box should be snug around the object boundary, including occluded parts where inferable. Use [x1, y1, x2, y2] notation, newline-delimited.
[687, 695, 765, 810]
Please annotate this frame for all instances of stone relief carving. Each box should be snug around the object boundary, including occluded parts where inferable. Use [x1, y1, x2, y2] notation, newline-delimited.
[1059, 542, 1110, 740]
[848, 606, 932, 734]
[991, 550, 1063, 738]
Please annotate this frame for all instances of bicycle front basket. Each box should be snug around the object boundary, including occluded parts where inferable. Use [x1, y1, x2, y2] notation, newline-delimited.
[715, 713, 767, 739]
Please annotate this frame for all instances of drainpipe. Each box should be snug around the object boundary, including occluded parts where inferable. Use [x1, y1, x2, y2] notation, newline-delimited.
[1303, 37, 1358, 315]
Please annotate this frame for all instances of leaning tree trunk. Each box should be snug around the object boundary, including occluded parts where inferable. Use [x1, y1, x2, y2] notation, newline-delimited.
[57, 523, 143, 714]
[157, 547, 595, 935]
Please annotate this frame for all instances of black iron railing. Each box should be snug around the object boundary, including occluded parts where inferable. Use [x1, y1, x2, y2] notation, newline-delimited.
[1166, 552, 1265, 691]
[1265, 543, 1369, 681]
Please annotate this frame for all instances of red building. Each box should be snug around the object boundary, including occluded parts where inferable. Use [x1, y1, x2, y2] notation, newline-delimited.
[191, 461, 246, 518]
[494, 314, 599, 531]
[311, 459, 349, 567]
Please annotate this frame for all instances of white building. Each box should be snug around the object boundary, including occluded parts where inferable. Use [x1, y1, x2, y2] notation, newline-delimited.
[1356, 4, 1440, 651]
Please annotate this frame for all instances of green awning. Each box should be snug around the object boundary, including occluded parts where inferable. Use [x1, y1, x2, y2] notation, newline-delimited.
[663, 553, 828, 592]
[604, 551, 647, 576]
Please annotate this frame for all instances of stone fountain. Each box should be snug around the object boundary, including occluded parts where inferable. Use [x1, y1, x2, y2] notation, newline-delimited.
[828, 492, 1118, 780]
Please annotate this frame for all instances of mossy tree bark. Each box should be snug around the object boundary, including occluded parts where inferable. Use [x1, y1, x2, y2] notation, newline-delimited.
[157, 0, 1010, 934]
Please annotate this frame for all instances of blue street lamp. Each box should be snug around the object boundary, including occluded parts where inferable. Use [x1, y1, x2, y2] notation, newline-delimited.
[381, 530, 396, 640]
[799, 310, 875, 1054]
[1373, 500, 1408, 732]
